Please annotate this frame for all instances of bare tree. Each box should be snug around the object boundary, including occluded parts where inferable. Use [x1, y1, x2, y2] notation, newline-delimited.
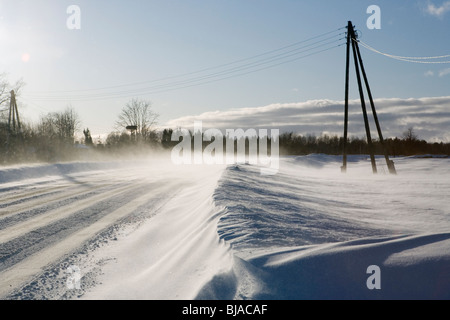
[54, 107, 80, 143]
[37, 114, 57, 139]
[37, 107, 81, 143]
[0, 73, 25, 120]
[116, 98, 159, 142]
[402, 127, 418, 142]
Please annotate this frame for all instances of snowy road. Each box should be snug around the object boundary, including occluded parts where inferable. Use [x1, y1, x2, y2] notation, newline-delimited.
[0, 158, 229, 299]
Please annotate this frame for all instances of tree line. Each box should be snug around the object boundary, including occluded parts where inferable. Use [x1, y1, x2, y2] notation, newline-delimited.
[0, 91, 161, 164]
[2, 113, 449, 165]
[0, 73, 448, 165]
[276, 129, 450, 157]
[159, 127, 449, 157]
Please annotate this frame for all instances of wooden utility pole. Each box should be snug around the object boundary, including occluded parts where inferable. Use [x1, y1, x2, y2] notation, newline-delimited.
[341, 21, 396, 174]
[341, 21, 351, 173]
[8, 90, 21, 133]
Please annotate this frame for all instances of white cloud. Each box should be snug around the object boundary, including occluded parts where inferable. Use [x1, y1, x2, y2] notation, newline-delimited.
[438, 67, 450, 77]
[164, 96, 450, 142]
[426, 1, 450, 18]
[424, 70, 435, 77]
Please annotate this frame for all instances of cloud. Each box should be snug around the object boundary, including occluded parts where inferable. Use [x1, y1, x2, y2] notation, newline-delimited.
[438, 67, 450, 77]
[423, 68, 450, 78]
[425, 1, 450, 18]
[164, 96, 450, 142]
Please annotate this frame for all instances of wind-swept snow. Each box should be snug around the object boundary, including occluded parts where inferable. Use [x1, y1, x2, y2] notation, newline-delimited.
[0, 158, 230, 299]
[197, 155, 450, 299]
[1, 155, 449, 300]
[81, 163, 232, 300]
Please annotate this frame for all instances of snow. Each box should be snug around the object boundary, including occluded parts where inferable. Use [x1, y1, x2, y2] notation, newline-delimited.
[198, 154, 450, 299]
[81, 163, 232, 300]
[0, 154, 449, 300]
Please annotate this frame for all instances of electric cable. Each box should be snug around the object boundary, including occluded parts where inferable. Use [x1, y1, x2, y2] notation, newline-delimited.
[22, 27, 345, 102]
[356, 39, 450, 64]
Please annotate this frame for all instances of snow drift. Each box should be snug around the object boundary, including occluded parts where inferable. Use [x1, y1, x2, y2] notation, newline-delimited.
[1, 154, 449, 300]
[197, 155, 450, 300]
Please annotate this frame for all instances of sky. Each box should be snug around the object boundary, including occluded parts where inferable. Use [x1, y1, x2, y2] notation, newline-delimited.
[0, 0, 449, 142]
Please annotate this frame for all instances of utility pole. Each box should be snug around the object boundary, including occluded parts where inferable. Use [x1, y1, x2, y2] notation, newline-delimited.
[350, 22, 377, 174]
[341, 21, 351, 173]
[341, 21, 396, 174]
[8, 90, 21, 133]
[5, 90, 22, 159]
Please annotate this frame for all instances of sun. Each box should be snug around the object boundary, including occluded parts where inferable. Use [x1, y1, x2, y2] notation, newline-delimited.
[21, 53, 31, 63]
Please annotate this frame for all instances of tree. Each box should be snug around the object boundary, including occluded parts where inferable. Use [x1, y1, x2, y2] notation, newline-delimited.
[116, 98, 159, 143]
[106, 131, 131, 148]
[0, 73, 25, 121]
[402, 127, 421, 155]
[83, 128, 93, 146]
[53, 107, 81, 143]
[37, 107, 80, 143]
[402, 127, 418, 142]
[161, 128, 174, 149]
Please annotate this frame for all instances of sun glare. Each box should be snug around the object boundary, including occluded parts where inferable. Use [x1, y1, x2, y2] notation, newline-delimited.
[21, 53, 31, 63]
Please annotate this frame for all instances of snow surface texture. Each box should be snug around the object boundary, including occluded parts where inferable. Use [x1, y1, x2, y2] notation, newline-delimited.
[198, 155, 450, 300]
[0, 155, 449, 300]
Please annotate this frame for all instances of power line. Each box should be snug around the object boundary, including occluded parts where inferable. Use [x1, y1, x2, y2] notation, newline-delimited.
[25, 40, 343, 101]
[134, 42, 344, 97]
[357, 39, 450, 64]
[23, 27, 345, 102]
[17, 96, 52, 114]
[29, 27, 346, 96]
[25, 43, 342, 102]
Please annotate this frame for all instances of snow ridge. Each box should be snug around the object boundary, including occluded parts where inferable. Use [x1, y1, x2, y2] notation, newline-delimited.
[197, 155, 450, 299]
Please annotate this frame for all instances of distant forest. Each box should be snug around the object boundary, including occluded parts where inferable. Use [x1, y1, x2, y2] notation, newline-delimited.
[160, 128, 450, 156]
[1, 70, 448, 165]
[1, 84, 449, 165]
[276, 130, 450, 157]
[1, 123, 449, 165]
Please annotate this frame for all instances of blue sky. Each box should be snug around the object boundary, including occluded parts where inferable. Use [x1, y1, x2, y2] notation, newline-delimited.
[0, 0, 449, 141]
